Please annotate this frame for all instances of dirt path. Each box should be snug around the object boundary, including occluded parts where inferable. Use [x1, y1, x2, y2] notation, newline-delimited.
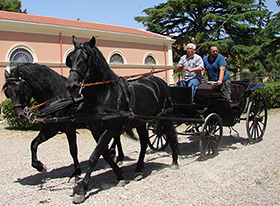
[0, 109, 279, 205]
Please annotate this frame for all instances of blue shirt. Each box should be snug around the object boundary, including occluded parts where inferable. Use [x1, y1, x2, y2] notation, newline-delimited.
[177, 54, 204, 82]
[203, 54, 230, 82]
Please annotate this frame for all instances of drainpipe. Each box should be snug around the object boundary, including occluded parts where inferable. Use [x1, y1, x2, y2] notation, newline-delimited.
[59, 32, 63, 75]
[164, 44, 168, 83]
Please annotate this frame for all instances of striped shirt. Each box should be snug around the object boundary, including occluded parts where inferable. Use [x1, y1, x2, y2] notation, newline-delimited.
[177, 54, 204, 82]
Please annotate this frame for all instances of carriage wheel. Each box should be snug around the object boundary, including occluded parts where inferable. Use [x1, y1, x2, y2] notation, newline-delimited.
[199, 113, 223, 160]
[147, 121, 169, 151]
[246, 93, 267, 143]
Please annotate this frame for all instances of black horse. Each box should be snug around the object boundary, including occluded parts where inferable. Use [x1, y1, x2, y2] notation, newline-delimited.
[65, 36, 179, 204]
[3, 63, 125, 181]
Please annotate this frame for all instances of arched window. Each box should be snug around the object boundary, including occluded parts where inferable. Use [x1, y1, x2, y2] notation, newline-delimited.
[64, 48, 74, 63]
[143, 53, 158, 65]
[9, 48, 34, 66]
[145, 55, 156, 65]
[109, 53, 124, 64]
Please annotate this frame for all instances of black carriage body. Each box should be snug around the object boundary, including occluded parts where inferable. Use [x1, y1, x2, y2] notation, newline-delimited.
[170, 80, 258, 127]
[149, 80, 267, 158]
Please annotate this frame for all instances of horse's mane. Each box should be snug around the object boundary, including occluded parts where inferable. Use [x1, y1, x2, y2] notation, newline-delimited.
[11, 63, 67, 97]
[84, 42, 119, 82]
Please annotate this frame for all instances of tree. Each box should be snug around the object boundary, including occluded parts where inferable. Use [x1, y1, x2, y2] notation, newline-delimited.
[0, 0, 26, 13]
[134, 0, 269, 73]
[257, 0, 280, 72]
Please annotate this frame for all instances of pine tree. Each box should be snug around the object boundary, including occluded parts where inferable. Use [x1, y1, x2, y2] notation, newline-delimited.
[0, 0, 26, 13]
[135, 0, 269, 73]
[258, 0, 280, 72]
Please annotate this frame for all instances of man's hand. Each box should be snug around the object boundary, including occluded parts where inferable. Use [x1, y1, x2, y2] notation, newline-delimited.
[185, 67, 191, 72]
[176, 64, 183, 69]
[216, 80, 223, 85]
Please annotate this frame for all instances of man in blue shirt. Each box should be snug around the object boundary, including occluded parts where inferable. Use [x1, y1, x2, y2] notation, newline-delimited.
[203, 45, 231, 103]
[174, 43, 204, 99]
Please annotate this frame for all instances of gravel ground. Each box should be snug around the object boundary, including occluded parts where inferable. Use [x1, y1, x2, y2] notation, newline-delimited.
[0, 109, 279, 205]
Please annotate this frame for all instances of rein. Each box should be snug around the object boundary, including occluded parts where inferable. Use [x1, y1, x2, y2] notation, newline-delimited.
[80, 9, 238, 87]
[27, 92, 68, 111]
[25, 9, 237, 119]
[24, 91, 68, 124]
[174, 8, 237, 76]
[196, 8, 237, 53]
[25, 67, 170, 120]
[83, 66, 172, 87]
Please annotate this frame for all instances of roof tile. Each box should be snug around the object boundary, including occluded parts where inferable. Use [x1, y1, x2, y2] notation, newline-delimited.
[0, 10, 168, 39]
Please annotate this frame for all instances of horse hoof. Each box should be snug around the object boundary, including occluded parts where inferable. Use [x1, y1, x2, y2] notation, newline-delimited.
[117, 161, 123, 166]
[75, 176, 82, 183]
[73, 194, 85, 204]
[116, 180, 126, 187]
[133, 172, 143, 181]
[171, 164, 179, 170]
[41, 165, 47, 173]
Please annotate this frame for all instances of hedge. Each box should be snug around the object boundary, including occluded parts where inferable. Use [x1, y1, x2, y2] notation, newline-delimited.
[251, 82, 280, 109]
[0, 98, 40, 130]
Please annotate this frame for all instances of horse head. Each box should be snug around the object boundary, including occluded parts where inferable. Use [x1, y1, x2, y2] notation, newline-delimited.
[65, 35, 97, 96]
[3, 68, 33, 120]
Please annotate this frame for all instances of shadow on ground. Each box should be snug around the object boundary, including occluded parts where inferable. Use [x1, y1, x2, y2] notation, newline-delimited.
[16, 155, 171, 196]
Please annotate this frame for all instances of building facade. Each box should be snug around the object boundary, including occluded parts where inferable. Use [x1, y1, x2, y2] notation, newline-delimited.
[0, 10, 175, 102]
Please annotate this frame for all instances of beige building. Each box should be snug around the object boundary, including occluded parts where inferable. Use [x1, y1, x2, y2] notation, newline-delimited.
[0, 10, 175, 103]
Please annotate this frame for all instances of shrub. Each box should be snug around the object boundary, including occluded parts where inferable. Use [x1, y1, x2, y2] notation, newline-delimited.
[0, 98, 40, 130]
[252, 82, 280, 108]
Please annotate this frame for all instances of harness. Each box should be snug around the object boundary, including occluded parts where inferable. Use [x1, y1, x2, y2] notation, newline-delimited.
[116, 79, 135, 134]
[37, 95, 84, 117]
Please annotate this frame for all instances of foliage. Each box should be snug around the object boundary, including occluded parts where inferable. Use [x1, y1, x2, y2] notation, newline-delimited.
[252, 82, 280, 108]
[0, 0, 26, 13]
[135, 0, 264, 59]
[0, 98, 40, 130]
[135, 0, 280, 75]
[257, 2, 280, 71]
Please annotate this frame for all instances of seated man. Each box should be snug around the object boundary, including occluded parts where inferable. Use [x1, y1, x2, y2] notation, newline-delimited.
[174, 43, 204, 100]
[203, 45, 231, 103]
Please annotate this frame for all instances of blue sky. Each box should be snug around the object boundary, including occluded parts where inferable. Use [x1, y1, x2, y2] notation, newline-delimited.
[21, 0, 279, 29]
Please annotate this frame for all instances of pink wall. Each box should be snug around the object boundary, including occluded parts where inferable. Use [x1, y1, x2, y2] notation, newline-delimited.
[0, 31, 170, 103]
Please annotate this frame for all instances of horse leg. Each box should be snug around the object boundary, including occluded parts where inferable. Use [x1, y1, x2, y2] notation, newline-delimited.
[109, 137, 117, 161]
[101, 148, 126, 186]
[109, 135, 124, 164]
[133, 124, 148, 181]
[161, 120, 179, 169]
[64, 123, 81, 181]
[30, 125, 58, 173]
[115, 135, 124, 163]
[73, 129, 125, 204]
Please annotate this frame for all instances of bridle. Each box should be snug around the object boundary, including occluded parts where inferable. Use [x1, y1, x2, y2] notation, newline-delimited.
[5, 77, 30, 109]
[68, 45, 93, 83]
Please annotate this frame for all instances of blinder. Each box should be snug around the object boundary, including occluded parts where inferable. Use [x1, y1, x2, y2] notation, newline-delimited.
[66, 51, 73, 68]
[5, 77, 30, 109]
[4, 89, 10, 99]
[68, 44, 93, 83]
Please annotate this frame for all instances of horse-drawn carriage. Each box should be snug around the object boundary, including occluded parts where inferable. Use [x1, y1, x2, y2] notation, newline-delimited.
[147, 80, 267, 159]
[3, 36, 268, 204]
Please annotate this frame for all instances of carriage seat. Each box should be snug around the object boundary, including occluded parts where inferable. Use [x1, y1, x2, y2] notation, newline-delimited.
[230, 81, 250, 110]
[194, 83, 222, 107]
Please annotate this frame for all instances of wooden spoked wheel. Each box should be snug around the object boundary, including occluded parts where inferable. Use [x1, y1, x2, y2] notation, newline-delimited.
[199, 113, 223, 159]
[147, 121, 169, 151]
[246, 93, 267, 143]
